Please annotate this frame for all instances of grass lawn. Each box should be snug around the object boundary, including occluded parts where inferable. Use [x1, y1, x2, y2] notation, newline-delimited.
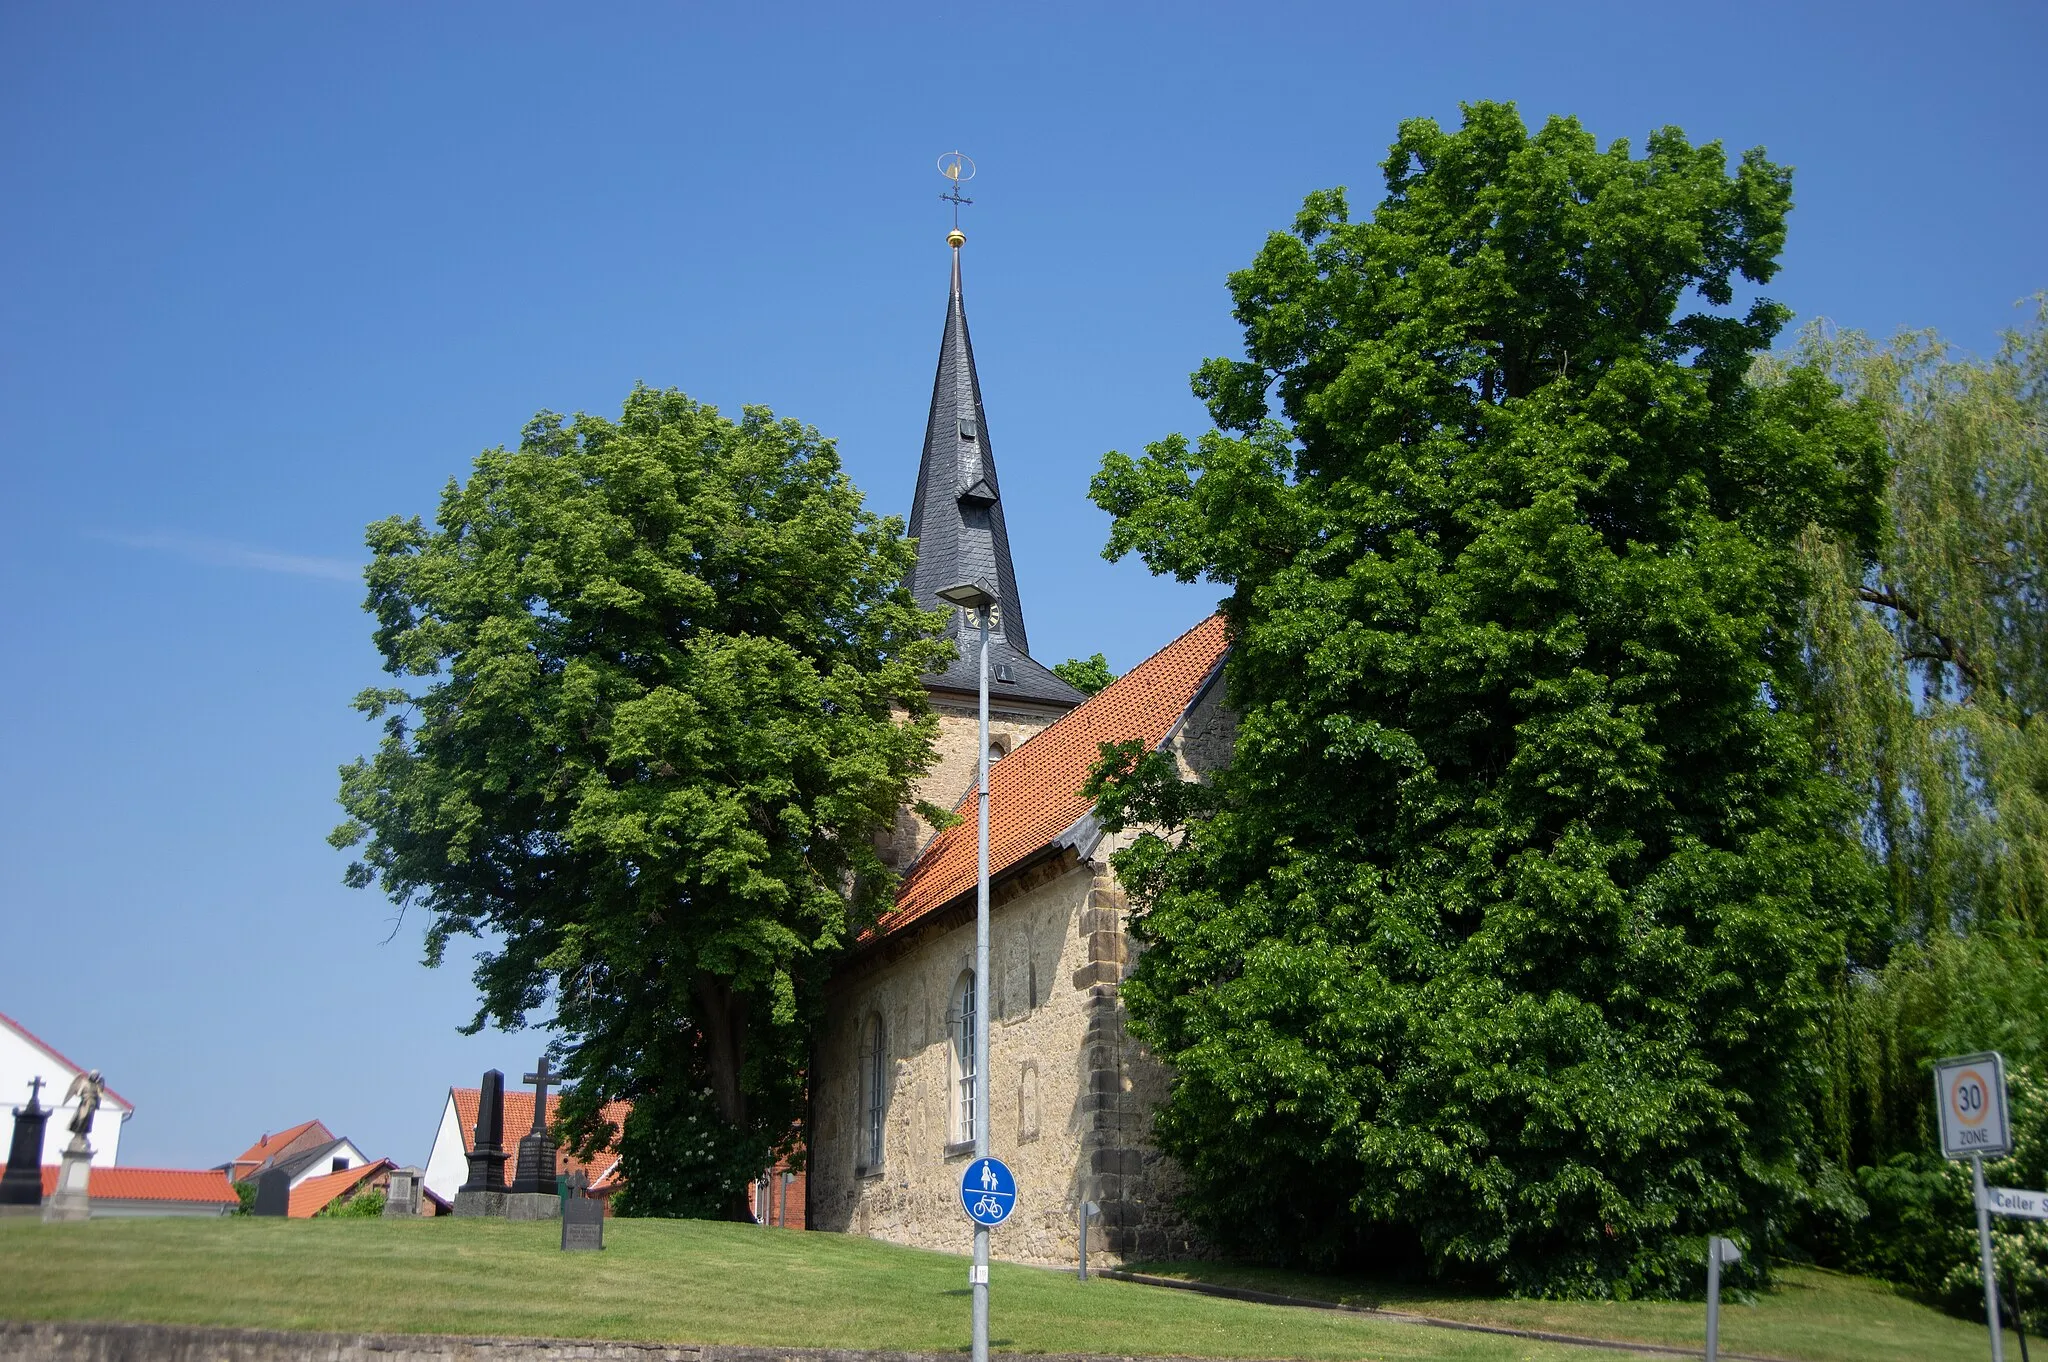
[0, 1215, 2006, 1362]
[1121, 1258, 2023, 1362]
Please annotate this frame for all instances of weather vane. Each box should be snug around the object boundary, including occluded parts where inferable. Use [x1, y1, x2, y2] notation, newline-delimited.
[937, 150, 976, 234]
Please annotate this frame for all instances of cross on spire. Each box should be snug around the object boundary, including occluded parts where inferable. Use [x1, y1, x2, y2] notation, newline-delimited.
[937, 150, 975, 232]
[522, 1056, 559, 1136]
[25, 1077, 44, 1108]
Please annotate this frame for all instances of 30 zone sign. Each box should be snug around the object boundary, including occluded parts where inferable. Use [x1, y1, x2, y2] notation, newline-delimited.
[1934, 1052, 2011, 1160]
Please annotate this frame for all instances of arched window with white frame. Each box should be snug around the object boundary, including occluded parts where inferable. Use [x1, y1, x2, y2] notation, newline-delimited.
[859, 1014, 886, 1173]
[949, 970, 977, 1148]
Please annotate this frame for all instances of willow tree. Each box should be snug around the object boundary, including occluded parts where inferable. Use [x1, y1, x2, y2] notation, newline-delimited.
[1792, 306, 2048, 940]
[1787, 308, 2048, 1321]
[332, 386, 951, 1217]
[1087, 102, 1886, 1298]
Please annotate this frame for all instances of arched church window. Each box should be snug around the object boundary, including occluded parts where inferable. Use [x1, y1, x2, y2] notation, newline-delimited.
[860, 1014, 886, 1173]
[949, 970, 977, 1148]
[987, 740, 1006, 765]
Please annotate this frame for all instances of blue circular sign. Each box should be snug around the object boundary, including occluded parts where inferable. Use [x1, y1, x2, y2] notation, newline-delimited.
[958, 1156, 1018, 1227]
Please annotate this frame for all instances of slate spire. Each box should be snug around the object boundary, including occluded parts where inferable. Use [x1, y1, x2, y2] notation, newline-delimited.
[906, 233, 1084, 707]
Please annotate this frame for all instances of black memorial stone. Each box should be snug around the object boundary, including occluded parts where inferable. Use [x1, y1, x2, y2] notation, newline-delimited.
[1, 1078, 50, 1208]
[253, 1167, 290, 1216]
[460, 1069, 509, 1193]
[508, 1056, 559, 1195]
[560, 1170, 603, 1251]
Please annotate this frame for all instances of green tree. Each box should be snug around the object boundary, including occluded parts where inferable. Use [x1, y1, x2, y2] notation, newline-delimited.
[1790, 309, 2048, 944]
[1054, 653, 1116, 696]
[1782, 309, 2048, 1325]
[1085, 102, 1886, 1297]
[333, 385, 951, 1218]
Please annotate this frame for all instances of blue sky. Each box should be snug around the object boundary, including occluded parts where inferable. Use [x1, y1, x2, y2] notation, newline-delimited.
[1, 2, 2040, 1170]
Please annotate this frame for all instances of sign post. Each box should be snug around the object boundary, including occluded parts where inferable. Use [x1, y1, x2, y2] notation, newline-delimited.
[1705, 1236, 1741, 1362]
[1935, 1052, 2014, 1362]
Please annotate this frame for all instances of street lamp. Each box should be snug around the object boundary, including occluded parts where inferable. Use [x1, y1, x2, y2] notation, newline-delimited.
[934, 578, 996, 1362]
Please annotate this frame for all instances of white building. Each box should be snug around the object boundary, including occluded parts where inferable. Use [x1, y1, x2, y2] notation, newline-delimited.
[0, 1010, 132, 1167]
[421, 1085, 627, 1206]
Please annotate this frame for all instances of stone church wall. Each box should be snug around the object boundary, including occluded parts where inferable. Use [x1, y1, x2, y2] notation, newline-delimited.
[880, 698, 1067, 870]
[809, 850, 1202, 1266]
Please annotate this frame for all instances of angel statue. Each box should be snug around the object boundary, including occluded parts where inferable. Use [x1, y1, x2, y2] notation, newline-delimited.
[63, 1070, 105, 1140]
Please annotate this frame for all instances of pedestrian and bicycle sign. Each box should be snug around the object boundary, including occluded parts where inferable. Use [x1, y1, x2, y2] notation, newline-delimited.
[1934, 1052, 2012, 1160]
[959, 1156, 1016, 1227]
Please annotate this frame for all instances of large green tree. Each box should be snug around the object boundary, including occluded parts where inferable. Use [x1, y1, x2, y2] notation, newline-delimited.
[333, 386, 950, 1217]
[1784, 309, 2048, 1325]
[1085, 102, 1886, 1296]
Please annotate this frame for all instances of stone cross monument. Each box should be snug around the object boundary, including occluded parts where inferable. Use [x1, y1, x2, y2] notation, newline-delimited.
[505, 1055, 562, 1220]
[1, 1078, 50, 1215]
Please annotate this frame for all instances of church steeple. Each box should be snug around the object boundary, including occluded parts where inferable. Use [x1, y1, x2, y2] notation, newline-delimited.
[906, 232, 1084, 708]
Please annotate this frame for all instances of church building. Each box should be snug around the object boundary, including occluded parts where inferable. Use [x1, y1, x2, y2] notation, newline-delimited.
[806, 229, 1230, 1265]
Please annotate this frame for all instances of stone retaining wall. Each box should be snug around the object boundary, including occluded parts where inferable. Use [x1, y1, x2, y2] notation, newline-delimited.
[0, 1321, 1245, 1362]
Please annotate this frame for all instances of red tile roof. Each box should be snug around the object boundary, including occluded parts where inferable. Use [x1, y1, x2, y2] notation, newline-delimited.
[452, 1090, 631, 1190]
[229, 1119, 332, 1178]
[38, 1165, 238, 1205]
[888, 614, 1230, 932]
[288, 1158, 394, 1218]
[0, 1011, 135, 1111]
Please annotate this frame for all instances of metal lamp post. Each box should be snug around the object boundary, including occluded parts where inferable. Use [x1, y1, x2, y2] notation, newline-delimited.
[936, 578, 997, 1362]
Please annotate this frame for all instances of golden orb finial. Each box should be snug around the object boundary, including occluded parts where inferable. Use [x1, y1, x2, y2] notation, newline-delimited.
[947, 227, 966, 248]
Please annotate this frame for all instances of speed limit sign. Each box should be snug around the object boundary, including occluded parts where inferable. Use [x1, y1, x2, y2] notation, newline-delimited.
[1934, 1052, 2011, 1160]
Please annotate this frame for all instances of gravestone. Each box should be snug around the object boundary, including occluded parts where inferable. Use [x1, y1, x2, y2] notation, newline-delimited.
[252, 1166, 290, 1216]
[505, 1055, 561, 1220]
[383, 1165, 424, 1218]
[0, 1078, 50, 1216]
[560, 1170, 603, 1251]
[453, 1069, 509, 1217]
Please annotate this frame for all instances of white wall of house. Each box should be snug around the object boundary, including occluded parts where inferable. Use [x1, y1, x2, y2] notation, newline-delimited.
[0, 1014, 131, 1167]
[285, 1138, 369, 1190]
[422, 1093, 468, 1205]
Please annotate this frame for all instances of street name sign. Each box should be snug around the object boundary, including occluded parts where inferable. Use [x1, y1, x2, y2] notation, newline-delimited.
[1987, 1186, 2048, 1221]
[959, 1156, 1016, 1227]
[1933, 1052, 2011, 1160]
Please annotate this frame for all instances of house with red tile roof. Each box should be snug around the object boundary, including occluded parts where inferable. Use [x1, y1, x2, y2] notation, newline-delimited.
[0, 1011, 135, 1167]
[224, 1119, 334, 1183]
[36, 1165, 237, 1217]
[421, 1088, 631, 1208]
[804, 233, 1227, 1268]
[285, 1158, 395, 1218]
[226, 1123, 375, 1196]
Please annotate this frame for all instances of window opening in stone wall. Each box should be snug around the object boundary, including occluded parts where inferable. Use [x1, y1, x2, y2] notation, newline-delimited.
[987, 739, 1006, 764]
[862, 1014, 886, 1172]
[951, 970, 977, 1147]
